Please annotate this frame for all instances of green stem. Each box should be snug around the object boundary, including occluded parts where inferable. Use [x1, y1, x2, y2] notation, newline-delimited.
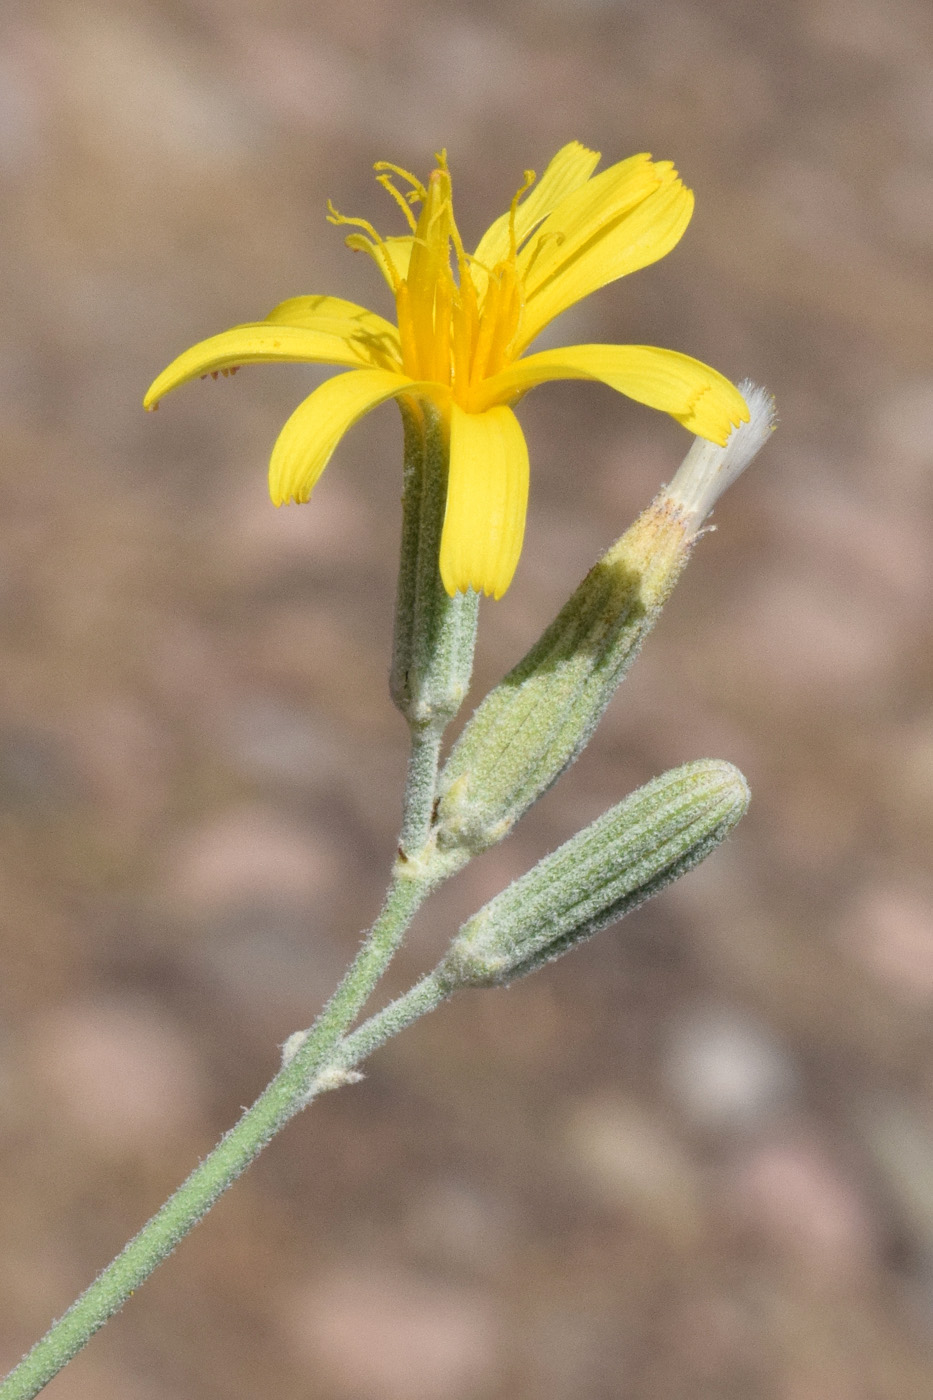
[336, 966, 454, 1071]
[390, 399, 478, 861]
[2, 401, 482, 1399]
[399, 720, 445, 857]
[0, 866, 434, 1400]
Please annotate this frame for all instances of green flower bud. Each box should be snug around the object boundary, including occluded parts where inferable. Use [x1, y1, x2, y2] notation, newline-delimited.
[434, 384, 774, 857]
[441, 759, 749, 988]
[434, 495, 691, 855]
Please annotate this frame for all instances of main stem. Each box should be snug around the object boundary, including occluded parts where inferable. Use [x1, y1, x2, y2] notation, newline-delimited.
[390, 399, 479, 858]
[399, 720, 445, 855]
[0, 867, 431, 1400]
[2, 401, 481, 1400]
[2, 956, 464, 1400]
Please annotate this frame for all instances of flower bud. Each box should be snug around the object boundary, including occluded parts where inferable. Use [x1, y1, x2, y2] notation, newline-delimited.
[434, 495, 690, 854]
[434, 384, 774, 857]
[441, 759, 749, 988]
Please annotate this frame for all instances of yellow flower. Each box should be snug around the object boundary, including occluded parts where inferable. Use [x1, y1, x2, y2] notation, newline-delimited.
[145, 143, 748, 599]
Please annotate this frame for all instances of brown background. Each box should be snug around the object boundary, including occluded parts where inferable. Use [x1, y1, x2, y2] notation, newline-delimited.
[2, 1, 933, 1397]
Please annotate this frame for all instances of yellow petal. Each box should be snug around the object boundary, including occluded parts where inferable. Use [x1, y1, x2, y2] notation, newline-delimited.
[264, 293, 400, 341]
[269, 368, 438, 505]
[515, 162, 693, 351]
[519, 154, 670, 287]
[440, 404, 529, 599]
[472, 141, 602, 273]
[144, 319, 401, 409]
[478, 344, 749, 446]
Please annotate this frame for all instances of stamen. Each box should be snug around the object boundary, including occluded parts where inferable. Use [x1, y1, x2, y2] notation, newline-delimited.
[451, 288, 474, 395]
[431, 274, 453, 385]
[485, 265, 522, 376]
[508, 169, 536, 257]
[326, 200, 394, 262]
[424, 196, 450, 243]
[376, 174, 419, 232]
[444, 197, 487, 322]
[341, 234, 401, 291]
[446, 205, 485, 390]
[327, 200, 409, 285]
[394, 282, 421, 377]
[326, 199, 372, 233]
[455, 255, 480, 332]
[373, 162, 427, 202]
[470, 273, 502, 385]
[445, 202, 470, 281]
[406, 177, 453, 360]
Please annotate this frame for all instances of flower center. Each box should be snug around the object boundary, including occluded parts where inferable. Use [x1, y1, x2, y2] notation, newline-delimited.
[330, 155, 534, 410]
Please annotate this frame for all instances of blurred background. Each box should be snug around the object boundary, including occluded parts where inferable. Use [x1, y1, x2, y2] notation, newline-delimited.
[2, 1, 933, 1396]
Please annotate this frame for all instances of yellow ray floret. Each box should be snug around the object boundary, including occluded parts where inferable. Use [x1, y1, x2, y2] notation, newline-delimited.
[145, 142, 749, 597]
[441, 405, 530, 600]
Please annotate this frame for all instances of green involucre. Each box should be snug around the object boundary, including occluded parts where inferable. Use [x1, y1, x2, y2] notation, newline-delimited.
[390, 400, 479, 728]
[442, 759, 749, 987]
[435, 498, 692, 856]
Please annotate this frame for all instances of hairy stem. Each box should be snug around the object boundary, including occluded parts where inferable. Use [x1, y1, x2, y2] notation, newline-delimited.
[1, 405, 480, 1399]
[0, 863, 436, 1400]
[399, 720, 445, 856]
[336, 966, 454, 1070]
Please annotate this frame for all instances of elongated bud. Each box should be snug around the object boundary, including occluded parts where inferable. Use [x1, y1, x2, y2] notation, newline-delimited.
[441, 759, 749, 988]
[434, 384, 774, 857]
[390, 400, 479, 726]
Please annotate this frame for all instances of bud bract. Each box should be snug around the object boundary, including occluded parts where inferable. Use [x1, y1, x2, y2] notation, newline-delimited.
[442, 759, 749, 988]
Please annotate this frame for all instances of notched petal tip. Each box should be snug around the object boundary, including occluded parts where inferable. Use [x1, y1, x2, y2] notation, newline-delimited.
[667, 378, 776, 530]
[673, 365, 751, 446]
[268, 367, 420, 514]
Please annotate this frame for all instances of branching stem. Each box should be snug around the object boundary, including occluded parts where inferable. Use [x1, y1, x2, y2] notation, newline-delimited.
[0, 862, 441, 1400]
